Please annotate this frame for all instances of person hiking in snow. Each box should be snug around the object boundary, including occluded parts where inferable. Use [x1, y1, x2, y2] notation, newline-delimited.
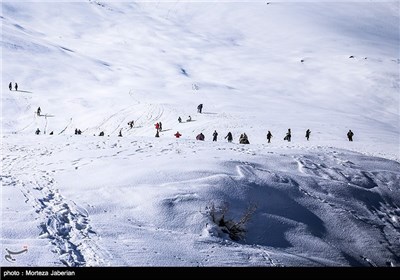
[284, 128, 291, 142]
[174, 131, 182, 138]
[212, 130, 218, 141]
[225, 132, 233, 143]
[187, 115, 192, 122]
[305, 129, 311, 141]
[267, 130, 272, 143]
[197, 104, 203, 113]
[15, 83, 18, 91]
[37, 107, 41, 116]
[178, 116, 182, 123]
[196, 133, 205, 141]
[159, 122, 162, 131]
[99, 131, 105, 136]
[155, 130, 160, 137]
[347, 129, 354, 142]
[35, 128, 40, 135]
[155, 122, 160, 131]
[9, 82, 12, 91]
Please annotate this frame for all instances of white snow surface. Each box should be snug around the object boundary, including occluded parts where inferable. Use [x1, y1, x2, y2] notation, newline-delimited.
[1, 1, 399, 267]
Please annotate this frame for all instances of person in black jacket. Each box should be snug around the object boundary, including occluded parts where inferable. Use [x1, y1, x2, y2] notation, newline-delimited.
[267, 131, 272, 143]
[305, 129, 311, 141]
[212, 130, 218, 141]
[225, 132, 233, 143]
[347, 130, 354, 141]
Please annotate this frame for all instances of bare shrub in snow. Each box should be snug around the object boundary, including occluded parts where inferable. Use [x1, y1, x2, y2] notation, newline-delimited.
[204, 202, 257, 241]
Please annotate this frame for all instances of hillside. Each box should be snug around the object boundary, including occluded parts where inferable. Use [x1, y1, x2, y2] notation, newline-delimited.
[1, 1, 399, 267]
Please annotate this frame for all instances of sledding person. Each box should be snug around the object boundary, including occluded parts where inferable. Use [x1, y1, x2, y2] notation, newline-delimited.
[178, 116, 182, 123]
[267, 130, 272, 143]
[347, 129, 354, 141]
[187, 115, 192, 122]
[49, 131, 54, 135]
[284, 128, 291, 142]
[78, 129, 82, 135]
[212, 130, 218, 141]
[35, 128, 40, 135]
[15, 83, 18, 91]
[9, 82, 12, 91]
[225, 132, 233, 143]
[37, 107, 41, 116]
[196, 132, 205, 141]
[197, 104, 203, 113]
[128, 121, 134, 129]
[174, 131, 182, 138]
[305, 129, 311, 141]
[99, 131, 105, 136]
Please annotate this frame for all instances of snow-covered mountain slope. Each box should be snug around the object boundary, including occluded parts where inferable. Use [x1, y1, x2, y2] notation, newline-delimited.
[1, 1, 399, 267]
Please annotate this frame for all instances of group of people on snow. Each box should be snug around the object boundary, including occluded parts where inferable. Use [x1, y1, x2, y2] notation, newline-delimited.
[9, 82, 18, 91]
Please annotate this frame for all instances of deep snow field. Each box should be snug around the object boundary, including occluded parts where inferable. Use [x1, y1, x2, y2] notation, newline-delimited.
[1, 0, 399, 267]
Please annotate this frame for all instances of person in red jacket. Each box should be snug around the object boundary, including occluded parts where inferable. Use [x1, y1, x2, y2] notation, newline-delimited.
[174, 131, 182, 138]
[155, 123, 160, 131]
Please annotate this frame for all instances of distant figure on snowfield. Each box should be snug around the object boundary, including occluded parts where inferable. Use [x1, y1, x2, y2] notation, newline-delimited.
[128, 121, 134, 129]
[347, 130, 354, 141]
[9, 82, 12, 91]
[239, 133, 249, 144]
[187, 116, 192, 122]
[305, 129, 311, 141]
[15, 83, 18, 91]
[49, 131, 54, 135]
[99, 131, 105, 136]
[174, 131, 182, 138]
[197, 104, 203, 113]
[159, 122, 162, 131]
[225, 132, 233, 143]
[37, 107, 41, 116]
[35, 128, 40, 135]
[284, 129, 291, 142]
[267, 131, 272, 143]
[155, 130, 159, 137]
[196, 133, 205, 141]
[118, 129, 122, 137]
[212, 130, 218, 141]
[178, 116, 182, 123]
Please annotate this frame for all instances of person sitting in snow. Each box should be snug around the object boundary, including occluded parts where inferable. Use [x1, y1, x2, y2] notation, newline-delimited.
[239, 133, 249, 144]
[99, 131, 105, 136]
[35, 128, 40, 135]
[187, 116, 192, 122]
[196, 132, 205, 141]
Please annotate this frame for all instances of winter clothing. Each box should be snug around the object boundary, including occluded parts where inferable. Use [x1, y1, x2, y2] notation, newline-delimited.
[174, 131, 182, 138]
[225, 132, 233, 142]
[305, 129, 311, 141]
[197, 104, 203, 113]
[267, 131, 272, 143]
[196, 133, 205, 141]
[347, 130, 354, 141]
[212, 130, 218, 141]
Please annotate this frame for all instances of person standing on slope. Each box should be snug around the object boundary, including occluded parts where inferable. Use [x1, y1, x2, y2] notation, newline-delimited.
[284, 129, 291, 142]
[305, 129, 311, 141]
[225, 132, 233, 143]
[15, 83, 18, 91]
[197, 104, 203, 113]
[9, 82, 12, 91]
[212, 130, 218, 141]
[267, 130, 272, 143]
[347, 129, 354, 141]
